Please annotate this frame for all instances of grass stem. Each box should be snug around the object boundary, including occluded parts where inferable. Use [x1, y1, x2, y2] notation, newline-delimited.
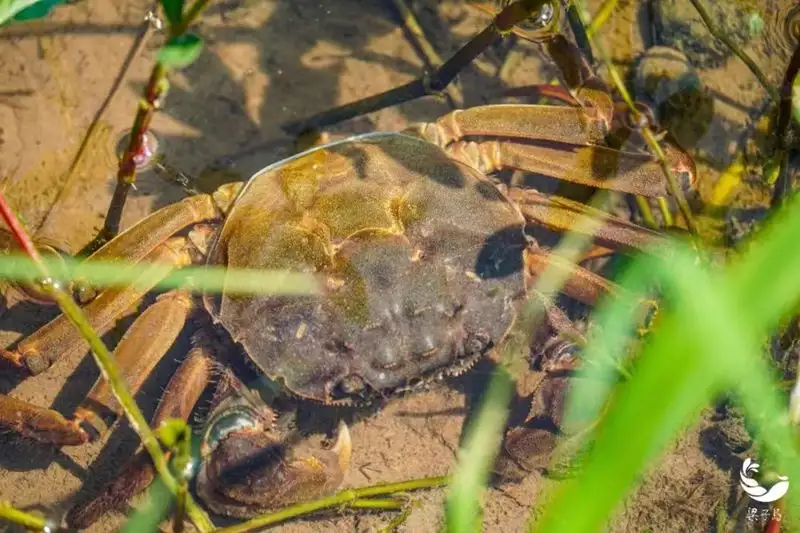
[0, 502, 47, 530]
[215, 476, 449, 533]
[686, 0, 778, 103]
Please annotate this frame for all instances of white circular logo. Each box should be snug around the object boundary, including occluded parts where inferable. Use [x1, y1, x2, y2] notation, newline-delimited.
[739, 457, 790, 503]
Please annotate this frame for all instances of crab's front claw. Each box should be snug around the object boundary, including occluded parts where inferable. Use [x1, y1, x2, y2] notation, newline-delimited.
[495, 376, 570, 481]
[196, 421, 352, 518]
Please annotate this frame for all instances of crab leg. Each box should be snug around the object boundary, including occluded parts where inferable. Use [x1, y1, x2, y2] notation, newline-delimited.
[0, 237, 194, 375]
[68, 333, 215, 529]
[73, 290, 193, 438]
[409, 104, 607, 147]
[454, 137, 694, 197]
[524, 247, 618, 306]
[539, 28, 612, 123]
[281, 0, 558, 134]
[0, 394, 87, 445]
[74, 193, 219, 302]
[0, 290, 193, 447]
[509, 188, 668, 252]
[410, 104, 696, 195]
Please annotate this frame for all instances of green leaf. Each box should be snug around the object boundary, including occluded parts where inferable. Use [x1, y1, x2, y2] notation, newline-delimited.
[156, 418, 189, 449]
[159, 0, 183, 27]
[0, 254, 320, 296]
[157, 34, 204, 70]
[445, 194, 610, 533]
[122, 475, 175, 533]
[0, 0, 62, 25]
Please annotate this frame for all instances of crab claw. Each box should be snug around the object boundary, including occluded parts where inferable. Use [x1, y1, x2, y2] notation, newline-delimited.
[196, 420, 352, 518]
[494, 377, 569, 481]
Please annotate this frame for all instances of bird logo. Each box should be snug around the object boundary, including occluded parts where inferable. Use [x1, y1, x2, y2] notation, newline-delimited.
[739, 457, 790, 503]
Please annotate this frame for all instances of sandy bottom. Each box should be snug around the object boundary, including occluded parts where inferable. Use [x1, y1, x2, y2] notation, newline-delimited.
[0, 0, 793, 531]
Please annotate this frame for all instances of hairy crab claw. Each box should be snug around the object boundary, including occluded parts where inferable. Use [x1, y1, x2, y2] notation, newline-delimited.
[197, 386, 352, 517]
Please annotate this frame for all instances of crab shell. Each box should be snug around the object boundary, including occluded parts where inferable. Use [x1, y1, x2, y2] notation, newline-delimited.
[203, 132, 528, 403]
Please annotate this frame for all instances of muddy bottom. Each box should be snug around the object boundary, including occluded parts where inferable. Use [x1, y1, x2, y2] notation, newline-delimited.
[0, 0, 793, 531]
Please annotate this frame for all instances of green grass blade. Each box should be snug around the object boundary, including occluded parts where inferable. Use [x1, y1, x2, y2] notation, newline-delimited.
[445, 367, 514, 532]
[0, 0, 50, 24]
[536, 246, 733, 532]
[538, 194, 800, 531]
[729, 193, 800, 329]
[445, 191, 612, 532]
[122, 477, 175, 533]
[0, 255, 320, 296]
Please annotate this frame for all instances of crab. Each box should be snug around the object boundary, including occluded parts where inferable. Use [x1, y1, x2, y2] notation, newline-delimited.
[0, 0, 696, 528]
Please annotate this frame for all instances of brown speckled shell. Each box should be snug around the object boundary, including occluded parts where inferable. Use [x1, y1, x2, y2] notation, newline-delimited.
[204, 133, 527, 403]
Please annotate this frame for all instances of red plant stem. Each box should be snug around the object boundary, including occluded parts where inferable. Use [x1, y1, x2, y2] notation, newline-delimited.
[0, 193, 44, 270]
[93, 63, 166, 250]
[85, 0, 212, 255]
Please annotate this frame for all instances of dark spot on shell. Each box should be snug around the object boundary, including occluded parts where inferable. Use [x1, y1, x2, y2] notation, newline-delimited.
[475, 226, 526, 279]
[475, 180, 504, 201]
[436, 300, 463, 318]
[323, 339, 354, 357]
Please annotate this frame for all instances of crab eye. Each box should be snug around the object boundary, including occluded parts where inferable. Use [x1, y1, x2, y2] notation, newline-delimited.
[203, 407, 259, 452]
[330, 374, 372, 402]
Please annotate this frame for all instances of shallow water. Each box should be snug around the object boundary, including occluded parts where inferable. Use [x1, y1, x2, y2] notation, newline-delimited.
[0, 0, 794, 531]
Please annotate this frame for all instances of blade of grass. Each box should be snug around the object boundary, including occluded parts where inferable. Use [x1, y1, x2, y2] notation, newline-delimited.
[0, 254, 320, 296]
[122, 476, 175, 533]
[539, 195, 800, 531]
[729, 194, 800, 329]
[570, 3, 697, 233]
[445, 192, 612, 532]
[0, 502, 48, 530]
[214, 476, 449, 533]
[0, 0, 48, 24]
[536, 246, 761, 531]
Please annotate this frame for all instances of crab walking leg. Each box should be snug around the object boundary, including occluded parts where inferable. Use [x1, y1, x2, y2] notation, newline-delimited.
[84, 194, 218, 266]
[281, 0, 554, 134]
[0, 291, 193, 446]
[0, 237, 194, 374]
[409, 104, 607, 148]
[446, 137, 694, 198]
[540, 31, 613, 123]
[496, 375, 573, 477]
[508, 188, 668, 253]
[73, 290, 194, 438]
[523, 247, 619, 306]
[0, 393, 88, 445]
[75, 193, 220, 302]
[68, 334, 215, 529]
